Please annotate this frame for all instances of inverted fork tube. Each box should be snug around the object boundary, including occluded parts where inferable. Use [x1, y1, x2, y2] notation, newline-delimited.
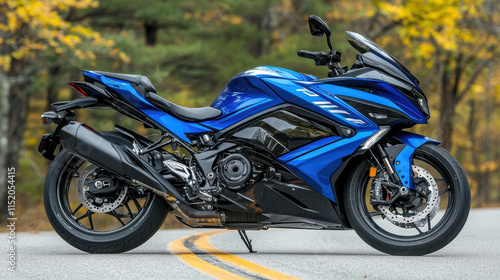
[377, 144, 402, 184]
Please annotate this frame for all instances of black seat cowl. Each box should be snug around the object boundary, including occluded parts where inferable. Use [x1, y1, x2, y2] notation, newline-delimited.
[93, 71, 156, 94]
[145, 92, 221, 122]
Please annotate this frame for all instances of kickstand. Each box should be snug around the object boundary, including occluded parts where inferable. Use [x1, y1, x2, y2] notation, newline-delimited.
[238, 230, 256, 253]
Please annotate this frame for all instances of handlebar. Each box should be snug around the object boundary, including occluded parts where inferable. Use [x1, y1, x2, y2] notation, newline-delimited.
[297, 50, 326, 59]
[298, 49, 345, 77]
[297, 50, 328, 66]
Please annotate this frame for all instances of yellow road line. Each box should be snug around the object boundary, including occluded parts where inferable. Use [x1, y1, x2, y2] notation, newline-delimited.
[195, 231, 301, 280]
[170, 230, 302, 280]
[169, 234, 249, 280]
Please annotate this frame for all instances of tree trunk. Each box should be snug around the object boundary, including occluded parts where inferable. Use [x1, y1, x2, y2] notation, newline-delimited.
[439, 92, 455, 151]
[6, 82, 29, 178]
[0, 73, 11, 222]
[466, 99, 481, 206]
[248, 2, 276, 58]
[0, 60, 32, 221]
[144, 22, 159, 46]
[46, 65, 62, 110]
[439, 59, 455, 151]
[478, 66, 495, 205]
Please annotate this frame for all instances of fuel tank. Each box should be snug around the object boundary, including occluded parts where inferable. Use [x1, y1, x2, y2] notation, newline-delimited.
[199, 66, 316, 131]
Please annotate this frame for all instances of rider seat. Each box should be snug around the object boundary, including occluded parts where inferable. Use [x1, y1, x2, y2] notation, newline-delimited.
[96, 71, 221, 122]
[144, 92, 222, 122]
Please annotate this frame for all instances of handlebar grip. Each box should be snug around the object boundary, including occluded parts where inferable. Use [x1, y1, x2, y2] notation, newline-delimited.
[298, 50, 321, 59]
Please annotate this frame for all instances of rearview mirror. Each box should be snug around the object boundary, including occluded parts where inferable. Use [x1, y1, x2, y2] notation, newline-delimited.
[308, 15, 331, 37]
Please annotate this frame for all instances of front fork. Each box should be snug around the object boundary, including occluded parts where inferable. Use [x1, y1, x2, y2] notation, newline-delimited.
[376, 143, 402, 185]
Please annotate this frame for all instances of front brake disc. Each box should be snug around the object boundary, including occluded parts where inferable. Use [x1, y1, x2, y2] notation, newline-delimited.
[374, 165, 440, 228]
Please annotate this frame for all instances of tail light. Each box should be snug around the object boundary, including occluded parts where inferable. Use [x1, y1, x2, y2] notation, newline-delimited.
[68, 82, 88, 97]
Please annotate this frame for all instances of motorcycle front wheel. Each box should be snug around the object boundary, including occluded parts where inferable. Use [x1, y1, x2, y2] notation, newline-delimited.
[344, 143, 471, 256]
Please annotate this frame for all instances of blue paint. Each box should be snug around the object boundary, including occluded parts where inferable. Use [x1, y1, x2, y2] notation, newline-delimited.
[261, 78, 377, 130]
[201, 70, 285, 130]
[200, 66, 317, 131]
[285, 129, 377, 202]
[392, 131, 439, 148]
[314, 79, 427, 124]
[82, 71, 212, 143]
[391, 131, 440, 189]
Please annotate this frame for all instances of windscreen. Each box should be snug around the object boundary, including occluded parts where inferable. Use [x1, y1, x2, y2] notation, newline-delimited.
[346, 31, 419, 86]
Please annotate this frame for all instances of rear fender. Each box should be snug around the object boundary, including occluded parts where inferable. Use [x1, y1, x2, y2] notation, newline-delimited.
[51, 96, 109, 112]
[390, 131, 440, 190]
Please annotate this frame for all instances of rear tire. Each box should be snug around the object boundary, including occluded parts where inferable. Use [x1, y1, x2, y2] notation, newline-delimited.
[344, 144, 470, 256]
[44, 132, 169, 253]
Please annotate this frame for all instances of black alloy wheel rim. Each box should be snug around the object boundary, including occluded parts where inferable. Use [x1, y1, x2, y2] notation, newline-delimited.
[56, 155, 154, 235]
[358, 150, 456, 241]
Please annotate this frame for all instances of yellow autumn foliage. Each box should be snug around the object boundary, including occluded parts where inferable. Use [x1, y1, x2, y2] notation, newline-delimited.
[0, 0, 116, 71]
[374, 0, 498, 68]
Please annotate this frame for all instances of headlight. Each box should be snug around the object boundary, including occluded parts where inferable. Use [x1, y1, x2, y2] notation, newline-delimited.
[411, 88, 429, 118]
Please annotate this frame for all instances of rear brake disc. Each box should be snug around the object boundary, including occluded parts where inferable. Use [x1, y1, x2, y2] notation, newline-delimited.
[77, 165, 128, 213]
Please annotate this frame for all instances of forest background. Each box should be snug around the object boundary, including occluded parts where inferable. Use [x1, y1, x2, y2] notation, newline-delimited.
[1, 0, 499, 231]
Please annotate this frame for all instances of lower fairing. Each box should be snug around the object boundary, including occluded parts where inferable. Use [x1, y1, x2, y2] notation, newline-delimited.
[209, 178, 345, 230]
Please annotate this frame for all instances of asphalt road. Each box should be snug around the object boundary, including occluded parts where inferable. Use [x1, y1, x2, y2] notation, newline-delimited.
[1, 208, 499, 280]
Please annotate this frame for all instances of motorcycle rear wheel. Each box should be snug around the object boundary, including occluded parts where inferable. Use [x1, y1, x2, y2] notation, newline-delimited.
[44, 132, 169, 253]
[344, 143, 470, 256]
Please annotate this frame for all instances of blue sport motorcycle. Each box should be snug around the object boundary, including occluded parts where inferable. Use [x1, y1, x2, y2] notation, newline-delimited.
[39, 16, 470, 256]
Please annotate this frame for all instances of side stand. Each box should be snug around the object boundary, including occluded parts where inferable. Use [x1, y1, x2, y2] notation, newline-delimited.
[238, 230, 256, 253]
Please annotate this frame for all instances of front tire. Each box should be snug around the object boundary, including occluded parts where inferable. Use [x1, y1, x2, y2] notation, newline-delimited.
[44, 132, 169, 253]
[344, 144, 470, 256]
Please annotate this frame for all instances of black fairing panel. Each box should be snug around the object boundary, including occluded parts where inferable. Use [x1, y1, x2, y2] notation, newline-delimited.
[322, 65, 413, 92]
[217, 179, 340, 224]
[51, 96, 106, 112]
[340, 96, 410, 125]
[226, 110, 337, 157]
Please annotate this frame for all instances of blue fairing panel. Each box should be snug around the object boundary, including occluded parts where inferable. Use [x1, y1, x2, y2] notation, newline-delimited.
[83, 71, 212, 143]
[284, 129, 378, 202]
[277, 136, 341, 163]
[316, 78, 427, 124]
[391, 131, 440, 189]
[243, 66, 317, 82]
[261, 78, 377, 130]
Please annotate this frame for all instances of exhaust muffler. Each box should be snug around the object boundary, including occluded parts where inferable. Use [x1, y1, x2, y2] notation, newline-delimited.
[59, 122, 187, 203]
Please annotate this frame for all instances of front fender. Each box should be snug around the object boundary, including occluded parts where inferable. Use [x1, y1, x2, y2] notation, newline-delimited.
[390, 131, 440, 190]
